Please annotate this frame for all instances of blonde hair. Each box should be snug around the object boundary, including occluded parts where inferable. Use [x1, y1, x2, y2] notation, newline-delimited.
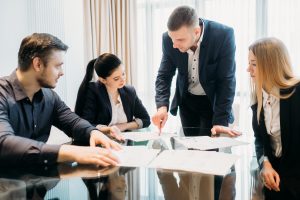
[248, 37, 300, 122]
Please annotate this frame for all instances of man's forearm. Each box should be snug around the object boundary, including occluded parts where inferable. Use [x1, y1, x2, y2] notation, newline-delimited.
[57, 145, 77, 163]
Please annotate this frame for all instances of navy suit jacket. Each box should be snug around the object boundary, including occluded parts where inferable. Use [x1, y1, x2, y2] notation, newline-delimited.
[155, 19, 236, 126]
[80, 82, 150, 128]
[252, 85, 300, 176]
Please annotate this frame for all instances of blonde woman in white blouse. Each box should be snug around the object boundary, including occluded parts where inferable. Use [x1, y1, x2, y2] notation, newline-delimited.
[248, 37, 300, 200]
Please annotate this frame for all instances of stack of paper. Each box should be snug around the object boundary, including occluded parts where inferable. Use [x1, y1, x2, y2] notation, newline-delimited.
[112, 146, 160, 167]
[174, 136, 248, 150]
[111, 146, 239, 176]
[148, 150, 239, 176]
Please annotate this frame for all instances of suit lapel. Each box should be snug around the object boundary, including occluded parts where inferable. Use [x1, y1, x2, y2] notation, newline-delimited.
[199, 19, 208, 79]
[177, 52, 189, 96]
[99, 84, 112, 120]
[251, 103, 272, 157]
[179, 53, 188, 74]
[280, 90, 291, 158]
[119, 88, 130, 122]
[256, 105, 269, 144]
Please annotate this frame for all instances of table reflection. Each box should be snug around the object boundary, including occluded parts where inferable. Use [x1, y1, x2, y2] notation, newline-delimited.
[83, 167, 134, 200]
[0, 166, 60, 200]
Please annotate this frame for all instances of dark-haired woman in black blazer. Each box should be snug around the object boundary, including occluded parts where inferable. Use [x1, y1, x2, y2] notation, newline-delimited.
[75, 53, 150, 138]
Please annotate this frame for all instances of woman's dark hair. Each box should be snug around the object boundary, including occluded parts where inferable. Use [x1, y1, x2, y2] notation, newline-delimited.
[94, 53, 122, 78]
[75, 53, 122, 116]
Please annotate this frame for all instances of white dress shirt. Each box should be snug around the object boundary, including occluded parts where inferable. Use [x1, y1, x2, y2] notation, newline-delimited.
[187, 20, 206, 95]
[262, 89, 282, 158]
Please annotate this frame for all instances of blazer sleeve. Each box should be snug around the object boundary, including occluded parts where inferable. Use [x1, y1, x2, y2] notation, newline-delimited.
[213, 28, 236, 126]
[80, 84, 99, 126]
[132, 88, 151, 128]
[155, 33, 177, 110]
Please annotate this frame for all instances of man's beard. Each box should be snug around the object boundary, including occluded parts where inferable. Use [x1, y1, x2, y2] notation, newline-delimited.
[37, 72, 55, 89]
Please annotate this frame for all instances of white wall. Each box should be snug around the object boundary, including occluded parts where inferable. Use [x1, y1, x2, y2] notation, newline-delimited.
[0, 0, 85, 109]
[0, 0, 28, 76]
[63, 0, 85, 110]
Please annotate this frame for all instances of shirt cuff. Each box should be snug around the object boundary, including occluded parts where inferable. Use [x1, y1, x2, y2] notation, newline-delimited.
[134, 118, 143, 128]
[96, 124, 108, 129]
[40, 144, 61, 166]
[259, 155, 269, 166]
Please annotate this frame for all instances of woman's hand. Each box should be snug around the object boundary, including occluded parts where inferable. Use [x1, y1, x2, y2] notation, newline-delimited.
[90, 130, 122, 150]
[96, 125, 124, 142]
[109, 126, 125, 141]
[260, 161, 280, 192]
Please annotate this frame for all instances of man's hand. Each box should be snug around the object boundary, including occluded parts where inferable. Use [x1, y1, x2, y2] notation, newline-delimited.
[260, 161, 280, 191]
[58, 145, 119, 167]
[152, 106, 168, 133]
[58, 163, 119, 179]
[90, 130, 122, 150]
[211, 125, 241, 137]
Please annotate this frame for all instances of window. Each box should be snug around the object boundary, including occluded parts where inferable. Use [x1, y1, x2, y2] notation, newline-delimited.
[135, 1, 300, 199]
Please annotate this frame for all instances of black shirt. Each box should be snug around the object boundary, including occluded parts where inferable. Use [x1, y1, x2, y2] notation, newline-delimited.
[0, 71, 96, 166]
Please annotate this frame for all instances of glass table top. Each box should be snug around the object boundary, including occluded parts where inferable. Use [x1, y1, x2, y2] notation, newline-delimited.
[0, 128, 263, 200]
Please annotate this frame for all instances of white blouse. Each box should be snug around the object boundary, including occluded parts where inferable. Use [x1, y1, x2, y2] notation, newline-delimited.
[262, 89, 282, 158]
[107, 93, 143, 128]
[108, 94, 128, 126]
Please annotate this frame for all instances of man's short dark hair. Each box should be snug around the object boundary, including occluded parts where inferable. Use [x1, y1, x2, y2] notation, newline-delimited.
[167, 6, 198, 31]
[18, 33, 68, 71]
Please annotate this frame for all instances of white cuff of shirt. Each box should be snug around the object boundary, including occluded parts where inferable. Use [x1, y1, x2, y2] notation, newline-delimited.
[134, 118, 143, 129]
[96, 124, 108, 129]
[259, 155, 269, 166]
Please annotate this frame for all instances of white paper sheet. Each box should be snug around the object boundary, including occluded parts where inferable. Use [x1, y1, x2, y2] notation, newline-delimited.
[148, 150, 239, 176]
[174, 136, 248, 150]
[121, 131, 176, 142]
[112, 146, 160, 167]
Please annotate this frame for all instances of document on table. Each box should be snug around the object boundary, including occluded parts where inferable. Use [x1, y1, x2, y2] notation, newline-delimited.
[148, 150, 239, 176]
[174, 136, 248, 150]
[121, 131, 176, 142]
[112, 146, 160, 167]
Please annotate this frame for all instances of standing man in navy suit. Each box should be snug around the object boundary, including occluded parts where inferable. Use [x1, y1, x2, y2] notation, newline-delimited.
[152, 6, 240, 136]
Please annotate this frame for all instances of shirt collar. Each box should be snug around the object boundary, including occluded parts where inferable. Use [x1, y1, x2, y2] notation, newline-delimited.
[8, 70, 28, 101]
[108, 92, 122, 105]
[187, 19, 205, 54]
[262, 88, 279, 106]
[8, 69, 44, 101]
[199, 19, 205, 43]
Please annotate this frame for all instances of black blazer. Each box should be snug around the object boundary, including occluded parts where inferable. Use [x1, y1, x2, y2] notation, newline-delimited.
[155, 19, 236, 126]
[79, 82, 150, 128]
[252, 84, 300, 176]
